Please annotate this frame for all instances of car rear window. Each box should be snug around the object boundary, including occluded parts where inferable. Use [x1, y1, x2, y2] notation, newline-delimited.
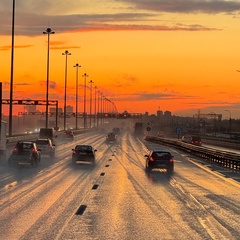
[16, 143, 33, 150]
[75, 145, 92, 151]
[152, 152, 171, 159]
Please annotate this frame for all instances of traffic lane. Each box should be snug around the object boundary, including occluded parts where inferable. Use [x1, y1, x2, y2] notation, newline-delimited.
[0, 133, 114, 239]
[0, 132, 105, 192]
[144, 140, 240, 238]
[0, 133, 239, 239]
[60, 134, 240, 239]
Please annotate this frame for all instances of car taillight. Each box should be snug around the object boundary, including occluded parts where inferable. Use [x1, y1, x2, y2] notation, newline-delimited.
[13, 147, 17, 152]
[32, 148, 37, 153]
[170, 158, 174, 163]
[73, 150, 77, 154]
[149, 157, 154, 161]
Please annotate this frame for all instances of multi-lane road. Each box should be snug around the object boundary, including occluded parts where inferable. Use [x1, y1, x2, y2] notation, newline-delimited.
[0, 131, 239, 239]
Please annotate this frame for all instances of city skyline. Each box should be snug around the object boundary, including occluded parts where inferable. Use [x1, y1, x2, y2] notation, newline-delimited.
[1, 1, 240, 119]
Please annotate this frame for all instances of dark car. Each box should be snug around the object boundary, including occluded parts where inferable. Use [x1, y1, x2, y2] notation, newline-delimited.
[8, 141, 41, 167]
[72, 145, 97, 164]
[113, 127, 121, 135]
[106, 132, 117, 142]
[63, 130, 74, 141]
[35, 138, 55, 158]
[145, 150, 174, 174]
[190, 136, 202, 146]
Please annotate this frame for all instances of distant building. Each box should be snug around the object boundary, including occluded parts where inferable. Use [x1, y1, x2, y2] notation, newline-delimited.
[25, 105, 36, 113]
[157, 110, 163, 118]
[164, 111, 172, 118]
[50, 107, 62, 113]
[66, 105, 73, 113]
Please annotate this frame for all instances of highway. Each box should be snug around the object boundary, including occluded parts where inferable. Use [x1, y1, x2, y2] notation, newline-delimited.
[0, 130, 239, 239]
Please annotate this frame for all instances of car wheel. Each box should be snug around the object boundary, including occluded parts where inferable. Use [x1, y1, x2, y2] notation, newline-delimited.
[145, 164, 151, 172]
[72, 158, 77, 164]
[8, 158, 14, 167]
[167, 166, 174, 175]
[32, 157, 38, 168]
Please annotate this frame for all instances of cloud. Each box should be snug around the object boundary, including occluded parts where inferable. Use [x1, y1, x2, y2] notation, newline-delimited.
[0, 45, 33, 51]
[14, 82, 31, 86]
[118, 0, 240, 14]
[39, 81, 57, 89]
[0, 0, 227, 36]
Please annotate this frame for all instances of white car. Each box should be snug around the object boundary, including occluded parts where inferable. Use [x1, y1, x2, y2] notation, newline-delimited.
[35, 138, 55, 158]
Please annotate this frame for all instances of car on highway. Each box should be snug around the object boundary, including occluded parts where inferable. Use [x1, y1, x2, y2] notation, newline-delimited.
[63, 130, 74, 141]
[106, 132, 117, 142]
[8, 141, 41, 167]
[190, 136, 202, 146]
[35, 138, 56, 158]
[72, 144, 97, 164]
[145, 149, 174, 174]
[181, 134, 192, 143]
[113, 127, 121, 135]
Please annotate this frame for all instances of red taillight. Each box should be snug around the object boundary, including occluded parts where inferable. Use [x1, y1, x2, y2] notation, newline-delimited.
[73, 150, 77, 154]
[170, 158, 174, 163]
[13, 147, 17, 152]
[32, 148, 37, 153]
[149, 157, 154, 161]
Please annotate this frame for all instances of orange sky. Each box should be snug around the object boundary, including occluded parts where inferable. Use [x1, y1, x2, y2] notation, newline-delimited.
[1, 0, 240, 118]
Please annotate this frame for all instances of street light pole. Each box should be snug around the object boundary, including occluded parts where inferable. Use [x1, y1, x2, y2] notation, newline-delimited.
[62, 50, 71, 131]
[94, 86, 97, 127]
[74, 63, 81, 130]
[43, 27, 55, 128]
[89, 80, 94, 128]
[82, 73, 88, 129]
[9, 0, 15, 136]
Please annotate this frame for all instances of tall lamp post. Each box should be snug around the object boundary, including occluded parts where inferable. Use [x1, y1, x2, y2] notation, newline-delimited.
[82, 73, 88, 128]
[43, 27, 55, 128]
[225, 110, 232, 138]
[9, 0, 15, 136]
[74, 63, 81, 130]
[62, 50, 71, 130]
[89, 80, 94, 128]
[94, 86, 97, 127]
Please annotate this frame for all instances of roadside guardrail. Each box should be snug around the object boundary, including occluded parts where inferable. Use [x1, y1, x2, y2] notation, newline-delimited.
[145, 136, 240, 172]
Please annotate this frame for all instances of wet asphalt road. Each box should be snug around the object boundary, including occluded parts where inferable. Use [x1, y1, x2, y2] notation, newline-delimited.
[0, 131, 239, 240]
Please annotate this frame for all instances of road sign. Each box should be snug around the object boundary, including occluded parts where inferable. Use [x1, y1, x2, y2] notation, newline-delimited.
[146, 126, 151, 132]
[176, 127, 181, 135]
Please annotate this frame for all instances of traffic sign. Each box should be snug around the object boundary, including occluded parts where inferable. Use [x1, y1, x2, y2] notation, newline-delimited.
[146, 126, 151, 132]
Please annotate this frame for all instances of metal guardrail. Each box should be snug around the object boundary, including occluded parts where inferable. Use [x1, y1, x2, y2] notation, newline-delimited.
[6, 129, 91, 144]
[145, 136, 240, 172]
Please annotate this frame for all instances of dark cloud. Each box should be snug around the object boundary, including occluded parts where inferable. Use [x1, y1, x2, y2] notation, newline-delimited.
[0, 0, 228, 36]
[118, 0, 240, 13]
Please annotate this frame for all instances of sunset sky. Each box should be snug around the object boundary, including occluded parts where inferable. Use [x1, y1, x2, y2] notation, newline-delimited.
[1, 0, 240, 118]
